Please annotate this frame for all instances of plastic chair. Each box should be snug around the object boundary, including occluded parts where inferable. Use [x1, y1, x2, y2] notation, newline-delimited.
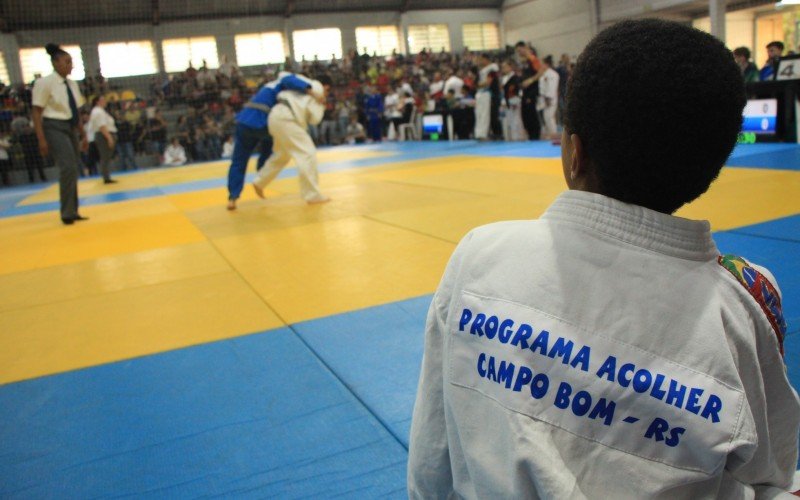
[398, 108, 418, 141]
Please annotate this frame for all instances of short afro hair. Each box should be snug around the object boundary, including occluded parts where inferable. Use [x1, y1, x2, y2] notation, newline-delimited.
[564, 19, 746, 213]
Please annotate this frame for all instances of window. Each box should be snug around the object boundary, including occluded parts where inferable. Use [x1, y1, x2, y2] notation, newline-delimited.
[235, 32, 286, 66]
[407, 24, 451, 54]
[292, 28, 342, 62]
[20, 45, 85, 82]
[162, 37, 219, 73]
[355, 25, 400, 57]
[0, 52, 10, 85]
[98, 41, 158, 78]
[462, 23, 500, 51]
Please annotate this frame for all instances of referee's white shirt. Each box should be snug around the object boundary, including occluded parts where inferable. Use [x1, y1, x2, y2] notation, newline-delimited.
[32, 72, 85, 121]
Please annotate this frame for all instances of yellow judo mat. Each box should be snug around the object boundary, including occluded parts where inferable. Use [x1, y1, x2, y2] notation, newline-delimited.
[1, 143, 799, 385]
[0, 141, 799, 497]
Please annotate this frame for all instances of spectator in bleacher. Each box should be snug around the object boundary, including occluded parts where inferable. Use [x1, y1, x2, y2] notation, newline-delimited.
[175, 115, 193, 161]
[114, 110, 138, 171]
[345, 113, 366, 144]
[318, 94, 338, 145]
[220, 105, 236, 138]
[227, 88, 243, 111]
[218, 54, 239, 80]
[733, 47, 759, 83]
[88, 95, 118, 184]
[221, 134, 234, 159]
[336, 100, 352, 143]
[31, 43, 87, 224]
[203, 114, 223, 159]
[516, 41, 546, 140]
[143, 109, 167, 157]
[192, 128, 209, 161]
[760, 41, 784, 81]
[10, 106, 30, 136]
[163, 137, 187, 166]
[123, 101, 141, 127]
[17, 119, 47, 181]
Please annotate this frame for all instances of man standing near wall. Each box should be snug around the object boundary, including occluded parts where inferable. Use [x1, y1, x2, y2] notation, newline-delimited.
[515, 42, 546, 141]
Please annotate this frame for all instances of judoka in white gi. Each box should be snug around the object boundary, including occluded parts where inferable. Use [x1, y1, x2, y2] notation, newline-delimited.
[252, 75, 332, 204]
[474, 54, 500, 141]
[408, 20, 800, 499]
[537, 56, 560, 139]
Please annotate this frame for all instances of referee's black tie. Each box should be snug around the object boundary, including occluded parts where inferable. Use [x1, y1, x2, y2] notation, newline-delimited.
[65, 81, 79, 126]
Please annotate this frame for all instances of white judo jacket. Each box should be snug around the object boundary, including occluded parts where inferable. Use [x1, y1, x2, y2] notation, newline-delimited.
[274, 77, 324, 131]
[408, 190, 800, 499]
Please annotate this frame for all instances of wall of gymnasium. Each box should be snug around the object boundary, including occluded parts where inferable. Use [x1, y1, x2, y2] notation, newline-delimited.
[501, 0, 705, 60]
[0, 8, 502, 86]
[502, 0, 594, 60]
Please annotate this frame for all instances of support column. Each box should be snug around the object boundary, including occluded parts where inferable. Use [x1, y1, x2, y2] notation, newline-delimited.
[589, 0, 600, 37]
[710, 0, 727, 43]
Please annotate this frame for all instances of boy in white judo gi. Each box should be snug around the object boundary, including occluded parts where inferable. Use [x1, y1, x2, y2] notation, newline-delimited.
[252, 75, 332, 204]
[408, 19, 800, 499]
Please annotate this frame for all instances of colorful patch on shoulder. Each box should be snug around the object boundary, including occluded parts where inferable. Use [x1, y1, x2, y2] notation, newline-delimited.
[718, 254, 787, 356]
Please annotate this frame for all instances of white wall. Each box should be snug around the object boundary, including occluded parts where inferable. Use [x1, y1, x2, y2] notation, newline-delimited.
[401, 9, 503, 54]
[503, 0, 593, 59]
[693, 10, 756, 53]
[2, 8, 501, 84]
[502, 0, 743, 60]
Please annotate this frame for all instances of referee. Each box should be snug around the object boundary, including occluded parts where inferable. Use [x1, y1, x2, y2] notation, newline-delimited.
[32, 43, 88, 225]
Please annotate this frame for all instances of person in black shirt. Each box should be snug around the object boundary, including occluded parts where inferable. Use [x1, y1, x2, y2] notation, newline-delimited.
[114, 110, 138, 170]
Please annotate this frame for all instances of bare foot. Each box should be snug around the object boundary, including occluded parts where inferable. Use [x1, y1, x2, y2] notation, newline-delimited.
[226, 199, 236, 211]
[307, 196, 331, 205]
[252, 183, 265, 199]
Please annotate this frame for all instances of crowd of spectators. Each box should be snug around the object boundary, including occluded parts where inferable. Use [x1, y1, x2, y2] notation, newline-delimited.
[0, 38, 787, 186]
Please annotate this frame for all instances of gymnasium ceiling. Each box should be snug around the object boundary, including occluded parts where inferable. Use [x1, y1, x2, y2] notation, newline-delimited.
[0, 0, 504, 31]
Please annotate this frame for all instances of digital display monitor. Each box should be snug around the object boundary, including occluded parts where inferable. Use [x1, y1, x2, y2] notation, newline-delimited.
[422, 114, 444, 134]
[741, 99, 777, 135]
